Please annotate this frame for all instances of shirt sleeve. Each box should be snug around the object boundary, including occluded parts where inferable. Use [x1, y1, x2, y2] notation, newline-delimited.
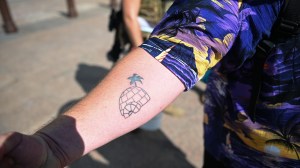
[140, 0, 240, 90]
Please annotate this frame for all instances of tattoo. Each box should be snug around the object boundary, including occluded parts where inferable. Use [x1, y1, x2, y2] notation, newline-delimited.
[119, 74, 150, 118]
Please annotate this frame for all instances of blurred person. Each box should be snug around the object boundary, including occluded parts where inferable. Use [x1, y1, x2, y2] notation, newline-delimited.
[108, 0, 121, 32]
[109, 0, 120, 12]
[107, 0, 128, 62]
[1, 0, 300, 168]
[107, 0, 166, 63]
[122, 0, 144, 50]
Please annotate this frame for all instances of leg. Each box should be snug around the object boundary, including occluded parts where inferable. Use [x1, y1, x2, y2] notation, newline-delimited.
[107, 27, 123, 63]
[66, 0, 78, 18]
[0, 0, 17, 33]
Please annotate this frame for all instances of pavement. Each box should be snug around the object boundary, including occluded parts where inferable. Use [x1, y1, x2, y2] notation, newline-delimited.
[0, 0, 205, 167]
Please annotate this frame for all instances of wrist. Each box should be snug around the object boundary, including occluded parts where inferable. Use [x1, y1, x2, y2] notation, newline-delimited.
[33, 115, 85, 167]
[33, 133, 64, 168]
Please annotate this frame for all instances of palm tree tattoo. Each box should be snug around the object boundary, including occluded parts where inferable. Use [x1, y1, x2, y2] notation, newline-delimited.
[119, 74, 150, 118]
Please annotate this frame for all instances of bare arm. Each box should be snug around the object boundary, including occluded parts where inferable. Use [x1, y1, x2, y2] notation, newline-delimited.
[0, 48, 184, 167]
[43, 47, 184, 157]
[0, 0, 241, 166]
[122, 0, 144, 48]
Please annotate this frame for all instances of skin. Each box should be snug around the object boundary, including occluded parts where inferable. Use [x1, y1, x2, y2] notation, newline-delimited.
[0, 48, 184, 167]
[122, 0, 144, 49]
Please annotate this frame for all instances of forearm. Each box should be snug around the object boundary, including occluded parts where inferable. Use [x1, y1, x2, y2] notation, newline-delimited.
[35, 48, 184, 166]
[122, 0, 143, 47]
[124, 18, 143, 47]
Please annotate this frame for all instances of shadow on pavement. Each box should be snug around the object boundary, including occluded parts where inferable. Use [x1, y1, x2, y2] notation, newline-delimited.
[59, 63, 195, 168]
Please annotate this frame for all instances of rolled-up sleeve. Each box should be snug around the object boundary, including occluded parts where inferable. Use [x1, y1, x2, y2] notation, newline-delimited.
[140, 0, 240, 90]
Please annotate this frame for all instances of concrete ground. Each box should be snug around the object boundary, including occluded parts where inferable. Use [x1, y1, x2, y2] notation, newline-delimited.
[0, 0, 205, 167]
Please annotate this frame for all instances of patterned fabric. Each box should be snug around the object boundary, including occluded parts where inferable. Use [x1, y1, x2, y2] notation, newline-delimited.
[140, 0, 300, 167]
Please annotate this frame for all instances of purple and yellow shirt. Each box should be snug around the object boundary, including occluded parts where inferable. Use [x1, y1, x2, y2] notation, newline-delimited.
[140, 0, 300, 167]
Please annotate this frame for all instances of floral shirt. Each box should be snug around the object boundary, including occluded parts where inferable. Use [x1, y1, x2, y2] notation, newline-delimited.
[140, 0, 300, 167]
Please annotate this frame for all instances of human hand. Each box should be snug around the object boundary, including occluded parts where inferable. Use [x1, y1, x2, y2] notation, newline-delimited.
[0, 132, 60, 168]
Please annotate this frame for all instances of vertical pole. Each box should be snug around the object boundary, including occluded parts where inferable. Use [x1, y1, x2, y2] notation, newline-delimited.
[66, 0, 78, 18]
[0, 0, 17, 33]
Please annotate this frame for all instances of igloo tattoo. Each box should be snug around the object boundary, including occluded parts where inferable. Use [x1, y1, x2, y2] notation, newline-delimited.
[119, 74, 150, 118]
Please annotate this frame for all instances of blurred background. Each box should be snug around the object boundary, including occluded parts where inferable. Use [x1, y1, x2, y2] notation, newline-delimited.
[0, 0, 205, 167]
